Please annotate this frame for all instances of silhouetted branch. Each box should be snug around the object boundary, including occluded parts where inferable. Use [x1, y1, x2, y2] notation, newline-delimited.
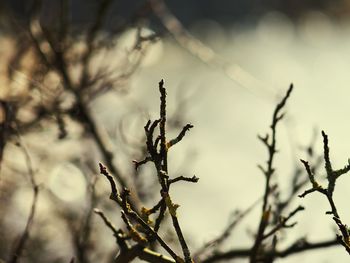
[157, 80, 192, 262]
[299, 130, 350, 254]
[167, 124, 194, 149]
[250, 84, 294, 262]
[99, 162, 181, 262]
[133, 156, 152, 170]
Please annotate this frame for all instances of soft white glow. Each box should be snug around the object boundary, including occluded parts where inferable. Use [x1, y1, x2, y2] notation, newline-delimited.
[49, 162, 86, 202]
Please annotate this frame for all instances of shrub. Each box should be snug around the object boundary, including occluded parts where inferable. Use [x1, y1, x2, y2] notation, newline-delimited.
[1, 1, 349, 263]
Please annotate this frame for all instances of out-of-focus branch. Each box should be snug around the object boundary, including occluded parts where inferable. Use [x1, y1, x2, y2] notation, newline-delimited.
[262, 205, 304, 240]
[201, 238, 339, 263]
[149, 0, 273, 99]
[25, 1, 133, 203]
[0, 101, 13, 173]
[194, 197, 261, 261]
[74, 171, 99, 263]
[115, 244, 175, 263]
[94, 208, 130, 252]
[9, 133, 39, 263]
[79, 0, 114, 91]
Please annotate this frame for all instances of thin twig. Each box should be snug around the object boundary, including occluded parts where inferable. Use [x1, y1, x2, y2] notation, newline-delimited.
[167, 124, 194, 149]
[99, 163, 180, 261]
[250, 84, 293, 262]
[95, 208, 175, 263]
[299, 131, 350, 254]
[158, 80, 192, 262]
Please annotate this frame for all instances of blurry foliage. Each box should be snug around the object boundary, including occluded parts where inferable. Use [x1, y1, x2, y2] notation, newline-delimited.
[0, 1, 350, 263]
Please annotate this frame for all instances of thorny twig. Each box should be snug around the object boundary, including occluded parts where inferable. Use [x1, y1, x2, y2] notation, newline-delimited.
[153, 80, 193, 262]
[299, 131, 350, 254]
[95, 208, 175, 263]
[99, 80, 196, 262]
[2, 2, 349, 261]
[99, 162, 180, 262]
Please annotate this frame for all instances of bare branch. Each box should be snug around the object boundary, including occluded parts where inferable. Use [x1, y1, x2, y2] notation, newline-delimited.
[168, 175, 199, 185]
[250, 84, 294, 262]
[99, 162, 181, 262]
[299, 131, 350, 254]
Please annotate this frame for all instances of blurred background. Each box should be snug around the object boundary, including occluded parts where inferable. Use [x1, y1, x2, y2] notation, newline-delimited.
[1, 0, 350, 262]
